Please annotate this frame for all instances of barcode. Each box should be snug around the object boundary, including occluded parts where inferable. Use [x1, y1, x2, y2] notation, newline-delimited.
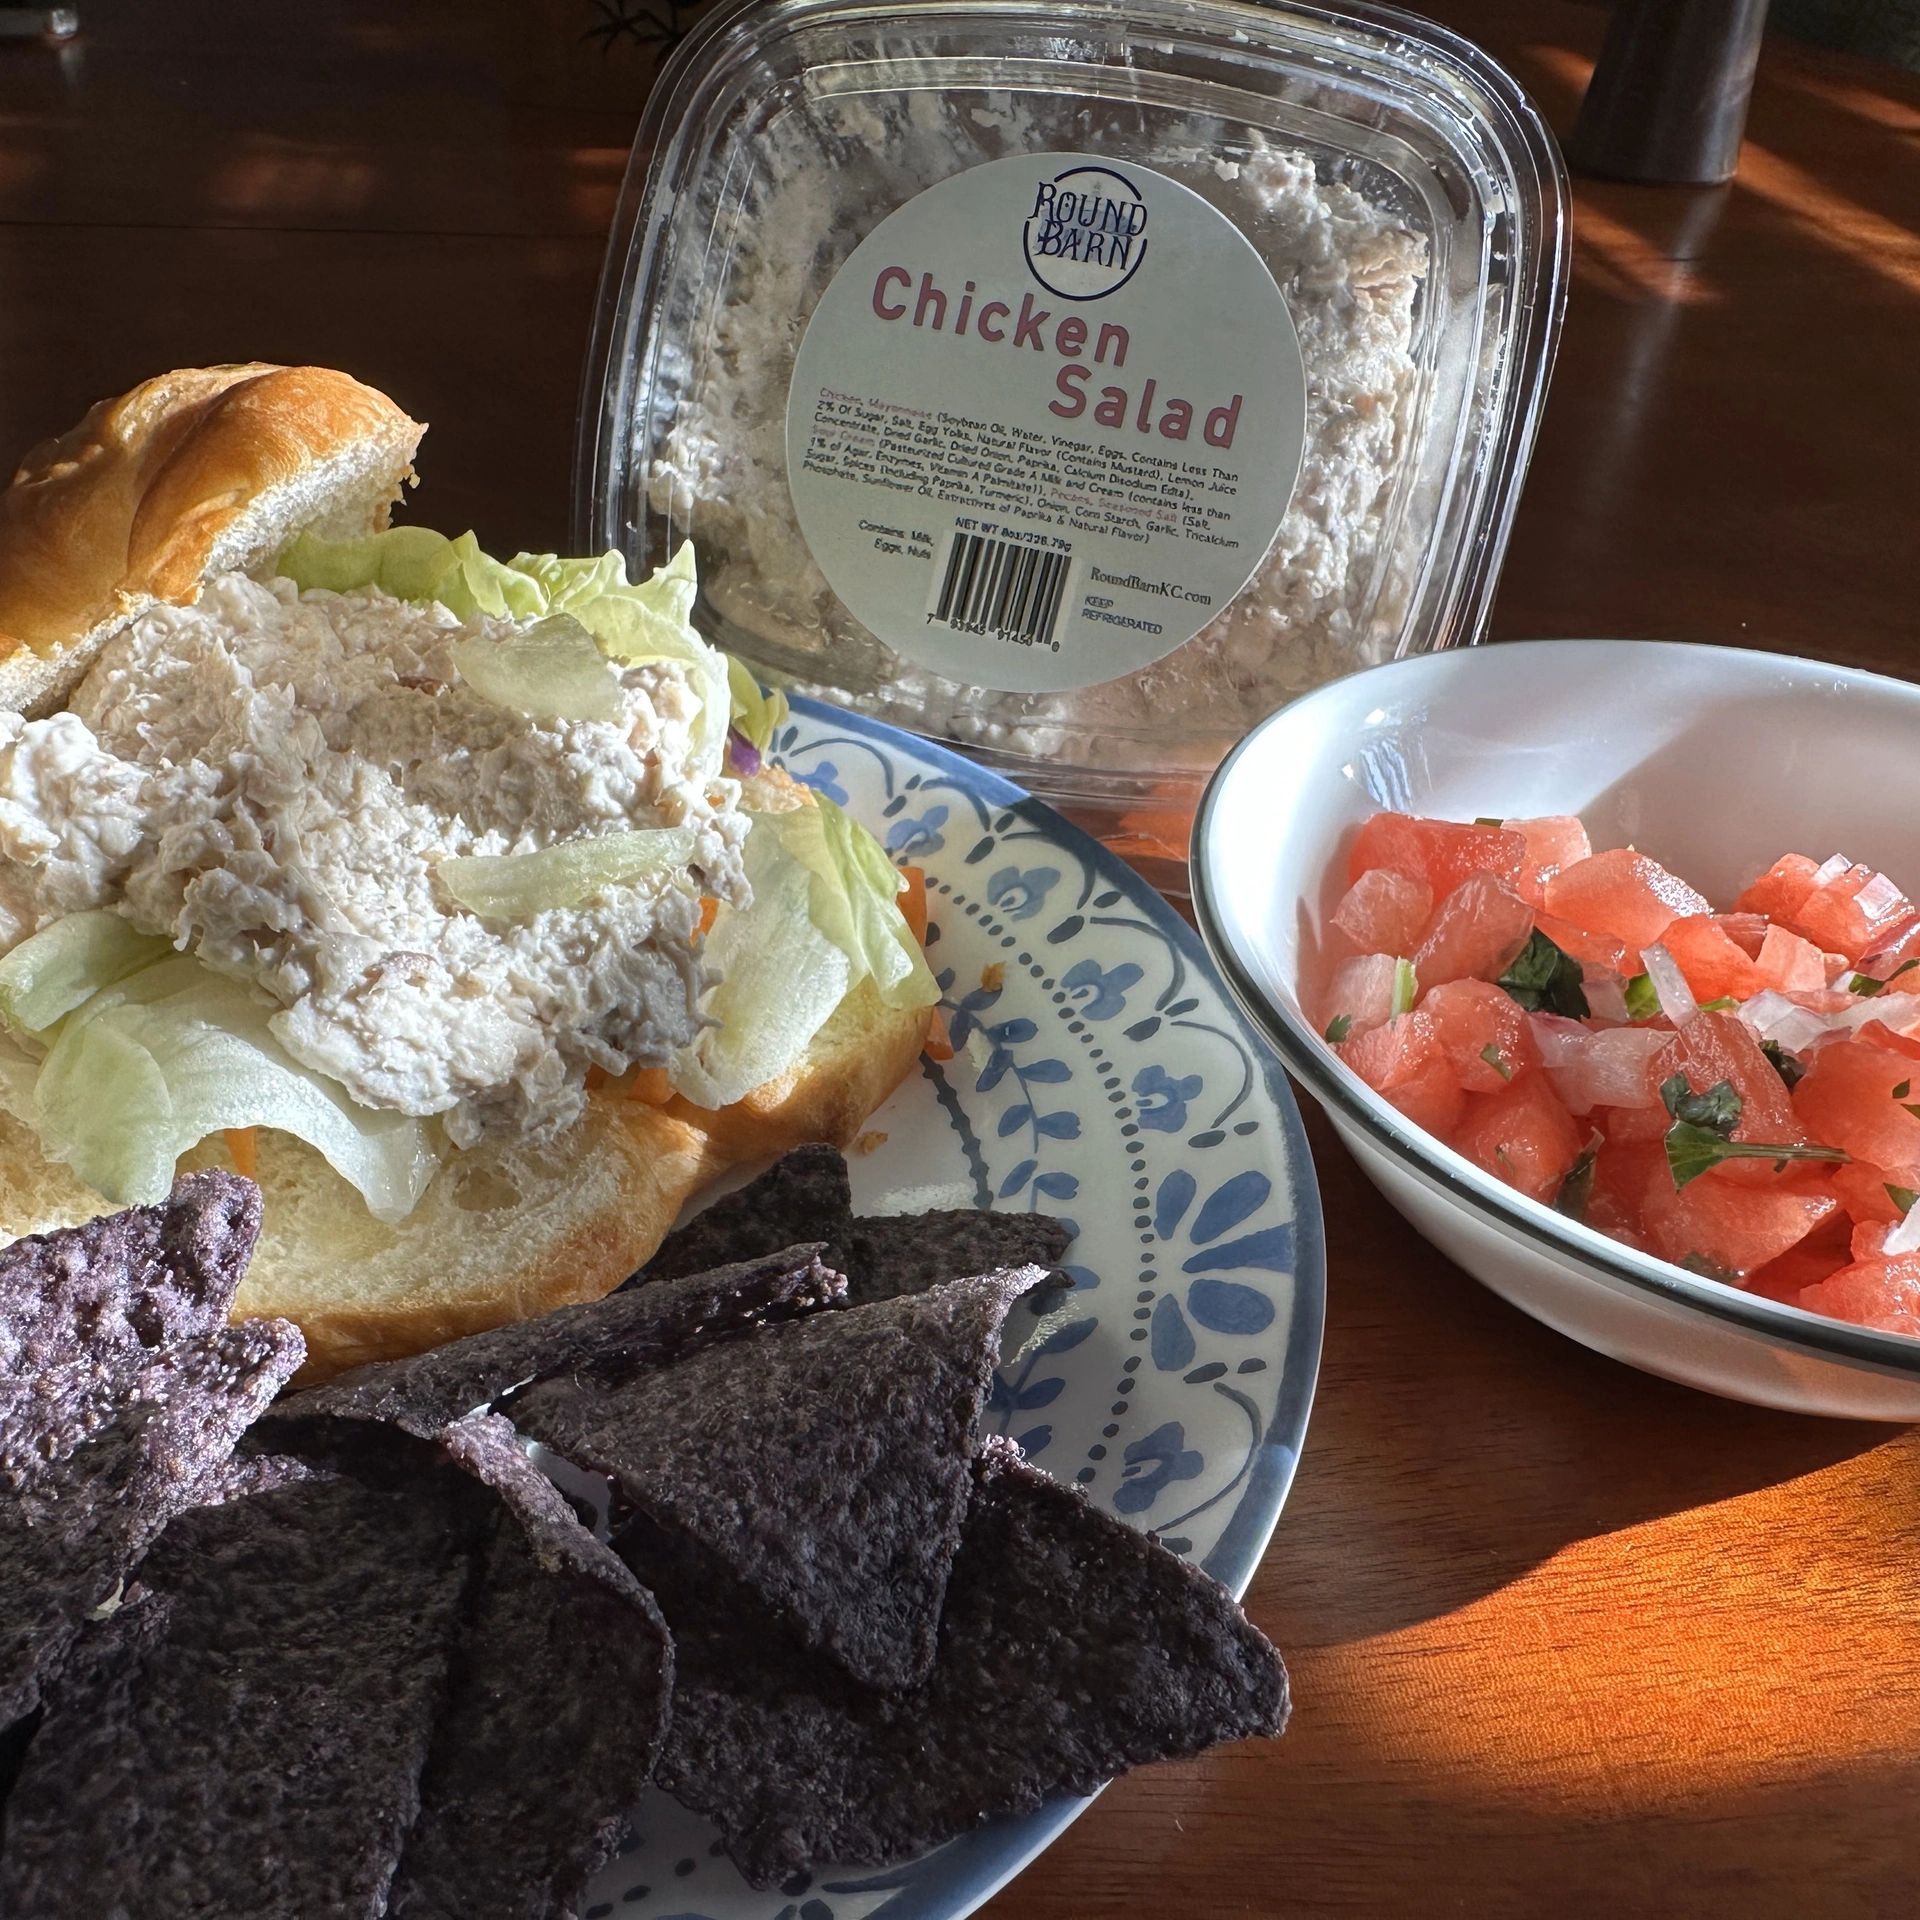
[928, 531, 1072, 650]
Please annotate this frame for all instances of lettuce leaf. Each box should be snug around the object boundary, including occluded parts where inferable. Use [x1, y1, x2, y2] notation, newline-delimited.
[31, 955, 439, 1221]
[450, 613, 623, 724]
[0, 909, 172, 1036]
[279, 526, 548, 622]
[275, 529, 738, 782]
[671, 797, 936, 1107]
[727, 655, 789, 754]
[439, 826, 698, 921]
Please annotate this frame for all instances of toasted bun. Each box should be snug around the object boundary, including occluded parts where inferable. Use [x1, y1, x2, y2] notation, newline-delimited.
[0, 363, 421, 715]
[0, 978, 930, 1379]
[0, 372, 928, 1379]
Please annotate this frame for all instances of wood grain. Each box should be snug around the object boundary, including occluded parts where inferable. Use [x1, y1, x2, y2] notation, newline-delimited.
[1, 2, 1918, 1914]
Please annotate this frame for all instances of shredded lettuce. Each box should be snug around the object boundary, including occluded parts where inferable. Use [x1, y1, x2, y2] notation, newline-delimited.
[671, 797, 937, 1107]
[450, 613, 623, 724]
[31, 955, 439, 1221]
[439, 827, 698, 921]
[275, 529, 743, 783]
[727, 655, 789, 754]
[279, 526, 548, 622]
[0, 910, 172, 1036]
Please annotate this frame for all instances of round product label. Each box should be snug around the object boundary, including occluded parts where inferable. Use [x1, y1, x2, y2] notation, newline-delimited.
[785, 152, 1307, 695]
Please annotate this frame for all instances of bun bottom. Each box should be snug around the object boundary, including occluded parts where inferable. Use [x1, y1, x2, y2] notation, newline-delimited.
[0, 980, 931, 1381]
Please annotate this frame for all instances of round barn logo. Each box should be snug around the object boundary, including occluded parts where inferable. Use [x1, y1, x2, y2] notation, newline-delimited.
[1021, 164, 1149, 301]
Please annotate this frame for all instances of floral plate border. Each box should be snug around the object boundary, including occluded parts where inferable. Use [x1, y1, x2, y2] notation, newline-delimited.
[583, 697, 1326, 1920]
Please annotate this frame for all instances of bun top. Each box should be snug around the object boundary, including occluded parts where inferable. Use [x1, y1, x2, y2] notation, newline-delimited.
[0, 364, 424, 716]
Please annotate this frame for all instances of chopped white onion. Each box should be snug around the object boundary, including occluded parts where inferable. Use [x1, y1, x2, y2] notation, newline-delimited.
[1638, 944, 1698, 1027]
[1811, 853, 1855, 888]
[1855, 870, 1905, 922]
[1884, 1204, 1920, 1258]
[1528, 1013, 1590, 1068]
[1736, 989, 1831, 1056]
[1583, 974, 1630, 1025]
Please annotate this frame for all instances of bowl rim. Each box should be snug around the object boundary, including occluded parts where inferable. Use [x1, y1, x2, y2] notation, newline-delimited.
[1190, 636, 1920, 1382]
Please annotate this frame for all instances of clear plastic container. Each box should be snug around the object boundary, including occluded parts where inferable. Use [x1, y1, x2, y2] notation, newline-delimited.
[575, 0, 1568, 888]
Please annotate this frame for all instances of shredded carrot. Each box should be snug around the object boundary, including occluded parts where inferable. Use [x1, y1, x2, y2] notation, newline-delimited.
[223, 1127, 258, 1179]
[626, 1066, 675, 1106]
[980, 962, 1005, 993]
[923, 1008, 956, 1063]
[1109, 780, 1201, 866]
[697, 896, 719, 937]
[898, 865, 929, 944]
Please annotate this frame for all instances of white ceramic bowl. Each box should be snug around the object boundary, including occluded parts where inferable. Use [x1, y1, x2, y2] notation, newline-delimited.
[1192, 639, 1920, 1422]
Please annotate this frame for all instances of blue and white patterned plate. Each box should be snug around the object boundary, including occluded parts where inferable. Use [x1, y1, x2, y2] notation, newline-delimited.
[582, 697, 1325, 1920]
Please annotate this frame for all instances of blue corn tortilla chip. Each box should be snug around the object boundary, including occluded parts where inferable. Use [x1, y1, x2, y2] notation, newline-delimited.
[263, 1247, 842, 1445]
[0, 1469, 473, 1919]
[656, 1439, 1290, 1887]
[0, 1176, 301, 1730]
[515, 1268, 1049, 1693]
[385, 1413, 673, 1920]
[634, 1142, 853, 1283]
[631, 1145, 1074, 1308]
[845, 1208, 1074, 1308]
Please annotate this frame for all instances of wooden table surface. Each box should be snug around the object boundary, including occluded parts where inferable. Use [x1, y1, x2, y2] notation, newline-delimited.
[4, 3, 1918, 1913]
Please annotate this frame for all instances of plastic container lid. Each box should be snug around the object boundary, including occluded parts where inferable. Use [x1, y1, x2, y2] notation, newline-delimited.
[576, 0, 1568, 885]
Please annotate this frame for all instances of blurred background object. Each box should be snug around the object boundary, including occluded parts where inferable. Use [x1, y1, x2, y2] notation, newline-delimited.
[1570, 0, 1771, 182]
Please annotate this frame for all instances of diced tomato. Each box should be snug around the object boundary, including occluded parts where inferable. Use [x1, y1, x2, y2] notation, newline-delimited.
[1655, 1009, 1803, 1144]
[1345, 813, 1525, 897]
[1793, 1039, 1920, 1173]
[1850, 1219, 1892, 1263]
[1543, 1024, 1668, 1115]
[1544, 848, 1711, 952]
[1534, 911, 1631, 975]
[1714, 913, 1769, 959]
[1828, 1159, 1917, 1226]
[1853, 1018, 1920, 1061]
[1859, 910, 1920, 988]
[1754, 924, 1828, 995]
[1329, 867, 1432, 956]
[1452, 1072, 1584, 1203]
[1320, 953, 1403, 1036]
[1596, 1100, 1672, 1144]
[1506, 815, 1591, 908]
[1414, 875, 1535, 988]
[1801, 1258, 1920, 1336]
[1734, 853, 1821, 921]
[1634, 1156, 1840, 1279]
[1423, 978, 1541, 1092]
[1781, 863, 1911, 965]
[1339, 1010, 1464, 1133]
[1659, 915, 1764, 1003]
[1746, 1210, 1855, 1301]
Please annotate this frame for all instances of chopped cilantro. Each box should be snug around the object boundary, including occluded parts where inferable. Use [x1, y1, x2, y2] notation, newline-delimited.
[1623, 972, 1660, 1022]
[1698, 995, 1740, 1012]
[1479, 1042, 1514, 1082]
[1895, 1080, 1912, 1101]
[1474, 815, 1504, 828]
[1390, 958, 1418, 1018]
[1659, 1073, 1742, 1137]
[1498, 930, 1589, 1018]
[1680, 1251, 1741, 1284]
[1658, 1072, 1844, 1187]
[1886, 1183, 1918, 1214]
[1761, 1039, 1806, 1091]
[1324, 1013, 1353, 1044]
[1555, 1137, 1601, 1221]
[1847, 957, 1920, 996]
[1905, 1103, 1920, 1123]
[1665, 1124, 1845, 1190]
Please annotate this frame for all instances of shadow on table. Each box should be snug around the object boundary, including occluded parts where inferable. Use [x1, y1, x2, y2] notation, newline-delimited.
[1263, 1104, 1908, 1647]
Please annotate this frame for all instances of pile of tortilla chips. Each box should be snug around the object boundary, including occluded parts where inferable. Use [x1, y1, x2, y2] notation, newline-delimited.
[0, 1150, 1288, 1912]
